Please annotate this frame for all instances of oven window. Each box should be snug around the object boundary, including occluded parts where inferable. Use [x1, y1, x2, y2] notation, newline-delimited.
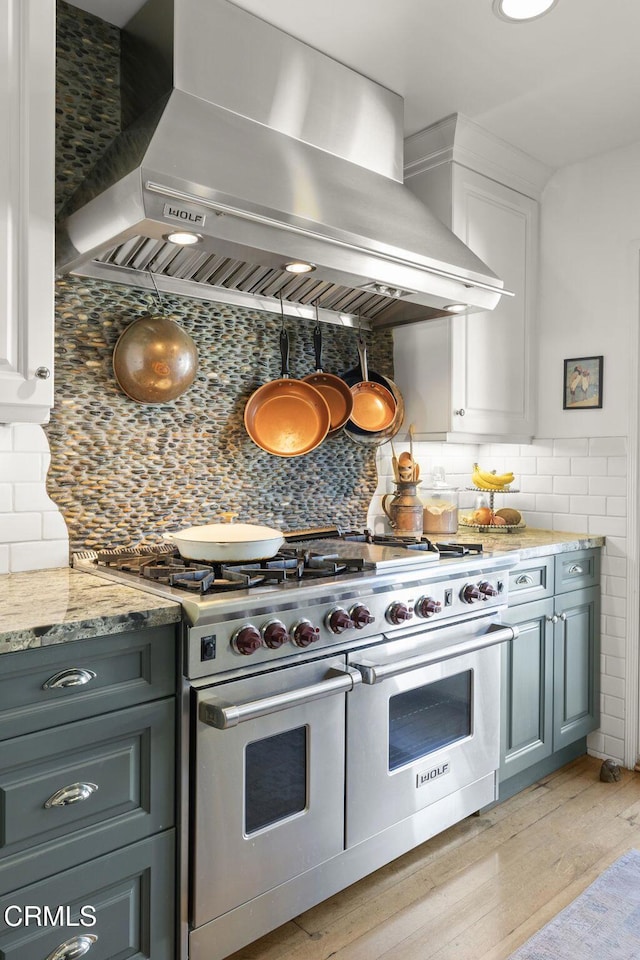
[244, 726, 307, 834]
[388, 671, 472, 771]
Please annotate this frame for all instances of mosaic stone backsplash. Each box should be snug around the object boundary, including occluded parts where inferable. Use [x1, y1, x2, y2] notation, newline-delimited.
[48, 277, 392, 551]
[49, 3, 393, 552]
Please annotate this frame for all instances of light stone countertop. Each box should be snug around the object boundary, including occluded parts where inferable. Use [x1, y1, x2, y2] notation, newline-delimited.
[0, 567, 182, 656]
[0, 529, 604, 656]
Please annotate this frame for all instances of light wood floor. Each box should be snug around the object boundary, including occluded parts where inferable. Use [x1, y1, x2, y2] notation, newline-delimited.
[227, 755, 640, 960]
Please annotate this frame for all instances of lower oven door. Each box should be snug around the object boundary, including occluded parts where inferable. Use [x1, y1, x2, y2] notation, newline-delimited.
[346, 616, 515, 848]
[192, 655, 360, 926]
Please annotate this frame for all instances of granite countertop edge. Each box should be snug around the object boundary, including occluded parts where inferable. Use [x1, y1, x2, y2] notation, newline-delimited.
[0, 567, 182, 656]
[0, 530, 605, 655]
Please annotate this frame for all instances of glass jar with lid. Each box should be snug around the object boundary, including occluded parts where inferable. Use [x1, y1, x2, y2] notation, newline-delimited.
[422, 467, 459, 536]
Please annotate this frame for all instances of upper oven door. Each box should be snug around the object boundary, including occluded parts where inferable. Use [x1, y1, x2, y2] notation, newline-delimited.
[192, 655, 359, 926]
[346, 615, 514, 848]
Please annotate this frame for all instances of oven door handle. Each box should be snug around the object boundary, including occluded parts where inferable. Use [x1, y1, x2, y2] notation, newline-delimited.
[351, 623, 519, 685]
[198, 666, 362, 729]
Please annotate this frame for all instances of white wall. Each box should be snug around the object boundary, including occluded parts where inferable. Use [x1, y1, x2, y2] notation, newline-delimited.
[0, 424, 69, 573]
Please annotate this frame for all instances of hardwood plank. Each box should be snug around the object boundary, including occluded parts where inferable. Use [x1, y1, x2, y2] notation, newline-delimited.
[225, 757, 640, 960]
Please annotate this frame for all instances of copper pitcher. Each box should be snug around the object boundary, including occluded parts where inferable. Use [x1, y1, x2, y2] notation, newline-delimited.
[382, 481, 423, 537]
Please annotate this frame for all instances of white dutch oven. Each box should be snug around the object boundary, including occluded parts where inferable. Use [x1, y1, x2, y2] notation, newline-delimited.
[162, 522, 285, 562]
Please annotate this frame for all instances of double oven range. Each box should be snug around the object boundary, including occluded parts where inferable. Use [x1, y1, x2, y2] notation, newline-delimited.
[75, 530, 519, 960]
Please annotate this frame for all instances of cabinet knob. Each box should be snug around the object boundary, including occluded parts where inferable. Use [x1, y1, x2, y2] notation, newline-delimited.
[42, 668, 97, 690]
[454, 408, 466, 417]
[44, 781, 99, 809]
[45, 935, 98, 960]
[546, 614, 558, 623]
[35, 366, 51, 380]
[558, 612, 567, 621]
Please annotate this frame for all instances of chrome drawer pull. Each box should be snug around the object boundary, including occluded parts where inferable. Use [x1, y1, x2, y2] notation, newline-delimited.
[44, 782, 99, 809]
[42, 668, 96, 690]
[515, 574, 534, 586]
[200, 666, 362, 729]
[45, 935, 98, 960]
[567, 563, 584, 575]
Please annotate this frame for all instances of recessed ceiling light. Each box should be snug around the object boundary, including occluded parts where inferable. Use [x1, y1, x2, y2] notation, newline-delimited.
[492, 0, 558, 22]
[165, 231, 201, 245]
[283, 261, 316, 274]
[444, 303, 467, 313]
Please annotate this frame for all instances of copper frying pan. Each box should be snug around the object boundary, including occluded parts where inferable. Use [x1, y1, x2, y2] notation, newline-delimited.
[302, 322, 354, 434]
[244, 329, 331, 457]
[349, 339, 396, 432]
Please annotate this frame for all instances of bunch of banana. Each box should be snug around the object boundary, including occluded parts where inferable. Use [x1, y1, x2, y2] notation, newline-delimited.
[472, 463, 515, 490]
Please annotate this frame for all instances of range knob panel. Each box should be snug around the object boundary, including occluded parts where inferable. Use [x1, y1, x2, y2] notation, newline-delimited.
[326, 607, 354, 634]
[261, 619, 290, 648]
[350, 604, 375, 629]
[291, 619, 320, 648]
[386, 601, 413, 625]
[415, 596, 442, 619]
[232, 624, 262, 656]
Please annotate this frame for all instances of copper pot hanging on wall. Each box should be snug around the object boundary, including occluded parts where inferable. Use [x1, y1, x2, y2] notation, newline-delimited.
[112, 314, 198, 404]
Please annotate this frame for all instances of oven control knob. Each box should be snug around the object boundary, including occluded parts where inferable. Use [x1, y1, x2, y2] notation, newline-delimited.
[350, 604, 375, 629]
[415, 596, 442, 618]
[478, 580, 499, 598]
[386, 602, 413, 625]
[461, 583, 482, 604]
[326, 608, 354, 634]
[261, 619, 290, 648]
[291, 619, 320, 647]
[231, 624, 262, 655]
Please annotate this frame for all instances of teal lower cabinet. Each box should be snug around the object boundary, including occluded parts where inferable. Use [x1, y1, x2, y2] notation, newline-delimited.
[499, 550, 601, 801]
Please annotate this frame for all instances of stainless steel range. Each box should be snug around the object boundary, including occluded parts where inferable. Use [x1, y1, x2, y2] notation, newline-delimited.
[74, 530, 519, 960]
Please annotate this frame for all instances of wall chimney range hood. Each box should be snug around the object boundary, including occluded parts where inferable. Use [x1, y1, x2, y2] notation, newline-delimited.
[56, 0, 506, 328]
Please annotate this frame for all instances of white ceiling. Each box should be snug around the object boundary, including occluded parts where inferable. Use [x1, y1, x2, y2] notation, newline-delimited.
[70, 0, 640, 169]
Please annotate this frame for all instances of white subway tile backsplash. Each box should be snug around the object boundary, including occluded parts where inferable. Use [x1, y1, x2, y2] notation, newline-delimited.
[553, 475, 589, 495]
[589, 515, 626, 537]
[601, 715, 625, 740]
[600, 633, 626, 658]
[569, 495, 606, 515]
[601, 595, 627, 619]
[524, 511, 554, 529]
[601, 555, 627, 578]
[552, 514, 588, 533]
[589, 476, 627, 497]
[606, 497, 627, 517]
[603, 695, 625, 720]
[604, 616, 626, 637]
[10, 539, 69, 572]
[0, 513, 41, 543]
[535, 494, 570, 513]
[608, 458, 628, 476]
[571, 457, 608, 476]
[0, 483, 12, 511]
[587, 731, 605, 756]
[601, 674, 625, 699]
[0, 425, 11, 451]
[589, 437, 627, 457]
[42, 512, 69, 540]
[538, 456, 570, 475]
[0, 545, 8, 574]
[520, 475, 553, 494]
[526, 440, 554, 457]
[605, 656, 625, 679]
[553, 438, 589, 457]
[14, 483, 60, 512]
[12, 423, 51, 452]
[0, 453, 42, 483]
[602, 736, 624, 763]
[603, 575, 626, 599]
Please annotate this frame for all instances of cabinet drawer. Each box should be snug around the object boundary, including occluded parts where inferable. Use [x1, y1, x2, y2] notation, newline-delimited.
[508, 557, 554, 606]
[0, 699, 175, 895]
[554, 550, 600, 594]
[0, 830, 175, 959]
[0, 625, 176, 741]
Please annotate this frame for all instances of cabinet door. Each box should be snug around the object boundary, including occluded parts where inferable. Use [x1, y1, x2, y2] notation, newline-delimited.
[0, 0, 54, 424]
[449, 166, 537, 439]
[500, 598, 554, 781]
[553, 586, 600, 749]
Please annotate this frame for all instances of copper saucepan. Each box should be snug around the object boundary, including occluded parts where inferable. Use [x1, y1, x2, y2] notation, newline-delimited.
[244, 329, 331, 457]
[112, 314, 198, 404]
[302, 322, 354, 434]
[349, 339, 397, 432]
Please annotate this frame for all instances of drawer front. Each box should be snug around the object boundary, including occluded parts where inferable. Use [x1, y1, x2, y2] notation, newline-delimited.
[0, 830, 175, 960]
[508, 557, 554, 606]
[554, 549, 600, 594]
[0, 625, 176, 741]
[0, 699, 175, 895]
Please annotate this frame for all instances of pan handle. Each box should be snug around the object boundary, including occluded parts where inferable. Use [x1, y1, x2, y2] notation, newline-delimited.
[280, 328, 290, 379]
[313, 324, 323, 372]
[357, 338, 369, 381]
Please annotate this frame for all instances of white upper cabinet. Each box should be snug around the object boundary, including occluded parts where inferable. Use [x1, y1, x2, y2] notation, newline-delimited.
[0, 0, 55, 424]
[394, 114, 551, 443]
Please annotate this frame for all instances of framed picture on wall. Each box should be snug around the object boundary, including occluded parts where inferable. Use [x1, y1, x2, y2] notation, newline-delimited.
[563, 355, 603, 409]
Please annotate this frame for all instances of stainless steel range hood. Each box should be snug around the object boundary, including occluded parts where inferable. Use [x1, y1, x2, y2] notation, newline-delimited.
[56, 0, 506, 328]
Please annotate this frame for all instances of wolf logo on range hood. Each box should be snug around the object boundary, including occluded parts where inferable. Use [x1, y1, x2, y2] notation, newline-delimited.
[56, 0, 506, 328]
